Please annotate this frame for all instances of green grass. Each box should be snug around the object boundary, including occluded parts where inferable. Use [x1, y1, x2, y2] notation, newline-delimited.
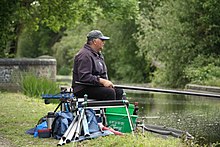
[0, 92, 188, 147]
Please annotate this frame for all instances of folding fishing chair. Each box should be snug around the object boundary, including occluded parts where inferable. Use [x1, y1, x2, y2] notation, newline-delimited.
[81, 99, 135, 134]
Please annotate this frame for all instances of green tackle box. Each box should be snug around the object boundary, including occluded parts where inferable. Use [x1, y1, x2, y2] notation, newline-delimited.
[105, 112, 138, 133]
[105, 104, 135, 115]
[105, 104, 137, 133]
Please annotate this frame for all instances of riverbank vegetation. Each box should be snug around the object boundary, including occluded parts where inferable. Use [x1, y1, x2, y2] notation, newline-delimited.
[1, 0, 220, 88]
[0, 92, 189, 147]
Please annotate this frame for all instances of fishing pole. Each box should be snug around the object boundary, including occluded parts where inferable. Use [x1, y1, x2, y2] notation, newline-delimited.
[114, 84, 220, 98]
[75, 81, 220, 98]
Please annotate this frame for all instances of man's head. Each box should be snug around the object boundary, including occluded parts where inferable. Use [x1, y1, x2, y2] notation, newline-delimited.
[87, 30, 110, 52]
[87, 30, 110, 41]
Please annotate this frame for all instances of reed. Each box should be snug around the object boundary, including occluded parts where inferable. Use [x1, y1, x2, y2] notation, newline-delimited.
[20, 73, 60, 98]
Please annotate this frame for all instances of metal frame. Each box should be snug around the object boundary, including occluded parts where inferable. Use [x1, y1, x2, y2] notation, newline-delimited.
[57, 98, 134, 145]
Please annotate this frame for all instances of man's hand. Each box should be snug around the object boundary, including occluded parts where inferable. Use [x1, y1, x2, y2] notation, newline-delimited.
[99, 78, 114, 88]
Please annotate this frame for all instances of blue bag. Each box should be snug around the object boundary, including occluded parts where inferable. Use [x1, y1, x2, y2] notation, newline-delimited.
[85, 109, 100, 133]
[33, 121, 48, 137]
[51, 111, 74, 139]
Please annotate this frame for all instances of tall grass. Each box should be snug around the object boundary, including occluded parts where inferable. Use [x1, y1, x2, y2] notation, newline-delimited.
[20, 73, 60, 98]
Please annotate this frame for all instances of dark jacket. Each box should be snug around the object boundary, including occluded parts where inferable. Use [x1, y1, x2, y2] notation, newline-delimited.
[72, 44, 108, 93]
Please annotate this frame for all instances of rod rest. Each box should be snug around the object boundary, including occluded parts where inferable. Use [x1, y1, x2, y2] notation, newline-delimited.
[41, 93, 75, 99]
[81, 100, 129, 107]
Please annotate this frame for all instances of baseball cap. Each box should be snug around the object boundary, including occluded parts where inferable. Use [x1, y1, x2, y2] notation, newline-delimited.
[87, 30, 110, 41]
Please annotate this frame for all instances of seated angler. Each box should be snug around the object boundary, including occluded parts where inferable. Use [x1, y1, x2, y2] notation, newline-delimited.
[72, 30, 124, 100]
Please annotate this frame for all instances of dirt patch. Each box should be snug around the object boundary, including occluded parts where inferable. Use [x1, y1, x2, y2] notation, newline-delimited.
[0, 135, 14, 147]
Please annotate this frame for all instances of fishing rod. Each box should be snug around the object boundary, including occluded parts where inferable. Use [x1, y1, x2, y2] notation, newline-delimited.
[75, 81, 220, 98]
[114, 84, 220, 98]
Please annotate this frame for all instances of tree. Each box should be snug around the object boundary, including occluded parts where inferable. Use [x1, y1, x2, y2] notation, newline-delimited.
[135, 0, 220, 87]
[51, 5, 152, 82]
[101, 19, 151, 83]
[17, 26, 64, 58]
[0, 0, 138, 58]
[52, 25, 93, 75]
[0, 0, 18, 57]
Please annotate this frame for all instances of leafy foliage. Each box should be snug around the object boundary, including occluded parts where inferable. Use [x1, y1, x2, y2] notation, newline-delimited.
[17, 26, 63, 57]
[2, 0, 220, 87]
[135, 0, 220, 87]
[0, 0, 18, 57]
[101, 19, 151, 83]
[0, 0, 138, 57]
[52, 25, 92, 75]
[184, 55, 220, 86]
[52, 17, 151, 82]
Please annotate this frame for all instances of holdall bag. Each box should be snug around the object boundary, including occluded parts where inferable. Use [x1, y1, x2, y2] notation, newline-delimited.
[51, 111, 74, 139]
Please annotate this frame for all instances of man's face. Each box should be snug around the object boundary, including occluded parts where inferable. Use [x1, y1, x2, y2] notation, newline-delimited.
[94, 38, 105, 51]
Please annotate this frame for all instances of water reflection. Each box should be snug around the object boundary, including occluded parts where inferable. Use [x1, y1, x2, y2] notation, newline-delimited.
[127, 92, 220, 145]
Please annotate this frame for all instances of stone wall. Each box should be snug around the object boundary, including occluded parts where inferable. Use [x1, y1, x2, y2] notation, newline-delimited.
[0, 58, 56, 91]
[186, 84, 220, 93]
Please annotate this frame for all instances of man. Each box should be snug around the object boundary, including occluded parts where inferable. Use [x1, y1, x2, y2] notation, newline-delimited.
[72, 30, 124, 100]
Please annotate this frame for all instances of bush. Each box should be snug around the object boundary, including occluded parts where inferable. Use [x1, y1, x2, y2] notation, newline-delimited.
[185, 63, 220, 87]
[52, 27, 91, 76]
[58, 66, 71, 75]
[20, 74, 60, 98]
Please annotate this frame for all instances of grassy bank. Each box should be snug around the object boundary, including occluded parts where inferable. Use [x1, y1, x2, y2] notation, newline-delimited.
[0, 92, 187, 147]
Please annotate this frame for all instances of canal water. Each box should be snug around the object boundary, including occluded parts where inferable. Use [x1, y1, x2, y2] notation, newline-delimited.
[127, 91, 220, 145]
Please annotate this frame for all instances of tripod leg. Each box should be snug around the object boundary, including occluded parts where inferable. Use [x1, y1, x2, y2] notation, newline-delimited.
[101, 108, 107, 126]
[54, 102, 62, 113]
[74, 108, 85, 141]
[57, 115, 78, 146]
[62, 114, 77, 141]
[82, 111, 90, 137]
[57, 137, 65, 146]
[65, 115, 79, 143]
